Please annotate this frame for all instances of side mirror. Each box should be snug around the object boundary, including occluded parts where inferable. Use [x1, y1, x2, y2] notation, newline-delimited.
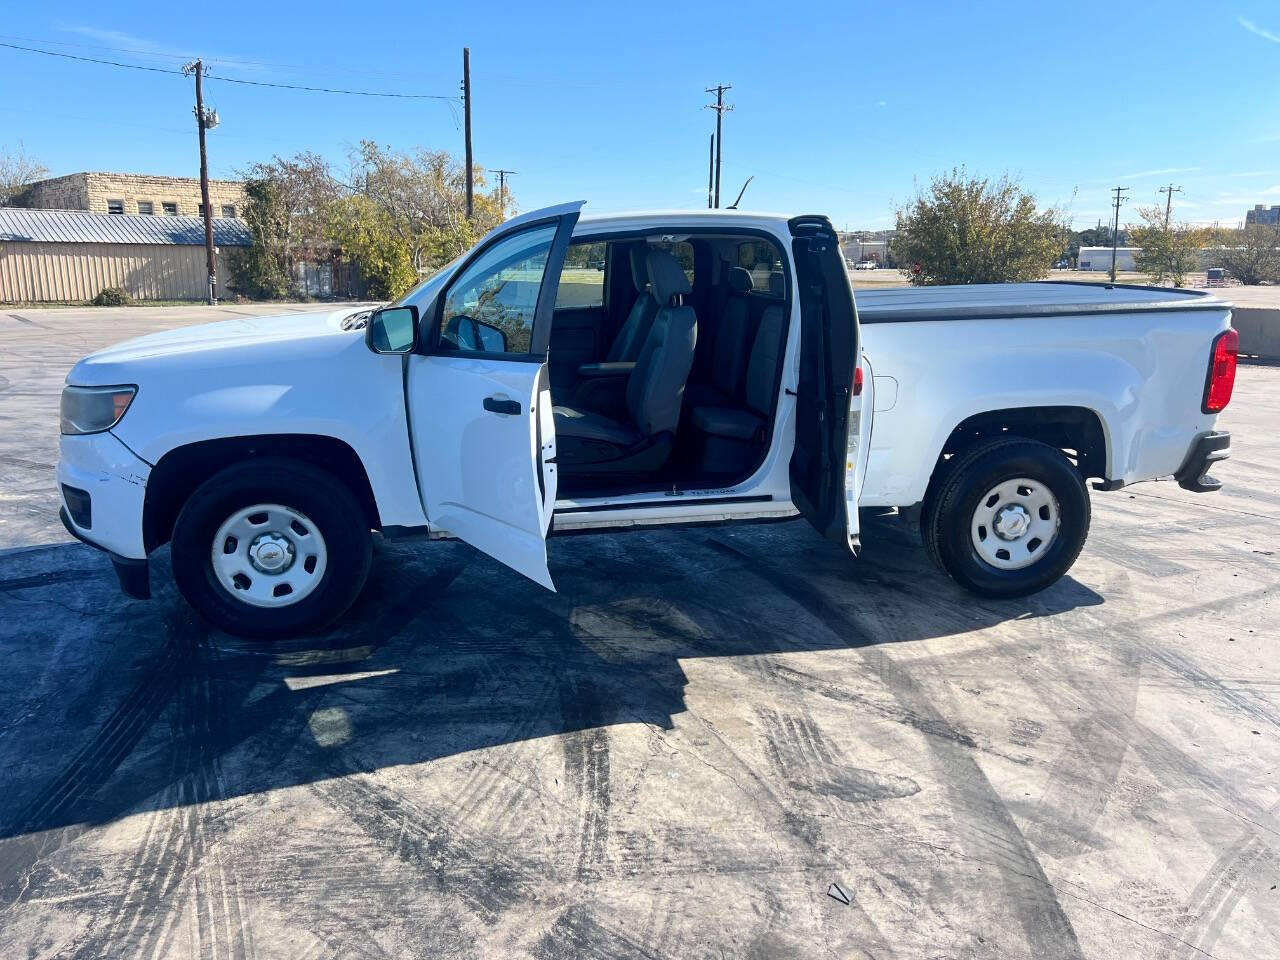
[473, 318, 508, 353]
[365, 305, 419, 355]
[443, 315, 508, 354]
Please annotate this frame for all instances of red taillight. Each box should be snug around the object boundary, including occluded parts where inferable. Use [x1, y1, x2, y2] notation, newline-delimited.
[852, 364, 864, 397]
[1202, 328, 1238, 414]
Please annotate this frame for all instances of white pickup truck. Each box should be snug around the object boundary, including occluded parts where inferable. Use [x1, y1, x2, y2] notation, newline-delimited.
[56, 204, 1237, 637]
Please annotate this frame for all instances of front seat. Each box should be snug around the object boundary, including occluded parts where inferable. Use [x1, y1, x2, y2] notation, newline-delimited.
[553, 249, 697, 472]
[604, 243, 659, 362]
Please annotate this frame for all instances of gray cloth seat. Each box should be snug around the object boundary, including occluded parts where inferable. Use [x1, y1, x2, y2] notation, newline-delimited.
[554, 249, 697, 467]
[690, 405, 763, 441]
[684, 266, 754, 410]
[690, 301, 785, 441]
[604, 244, 659, 363]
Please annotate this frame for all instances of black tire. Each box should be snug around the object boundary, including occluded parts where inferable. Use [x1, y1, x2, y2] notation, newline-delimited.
[171, 458, 372, 638]
[922, 438, 1090, 598]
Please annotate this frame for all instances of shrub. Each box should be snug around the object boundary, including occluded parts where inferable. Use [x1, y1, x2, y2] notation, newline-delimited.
[91, 287, 131, 306]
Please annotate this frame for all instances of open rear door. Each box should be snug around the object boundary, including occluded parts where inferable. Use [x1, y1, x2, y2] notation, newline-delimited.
[406, 202, 582, 589]
[787, 215, 872, 555]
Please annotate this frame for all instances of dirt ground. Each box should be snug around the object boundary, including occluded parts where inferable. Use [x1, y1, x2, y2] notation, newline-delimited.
[0, 305, 1276, 959]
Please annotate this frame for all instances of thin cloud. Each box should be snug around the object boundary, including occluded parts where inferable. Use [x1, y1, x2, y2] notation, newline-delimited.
[1083, 166, 1200, 184]
[56, 25, 197, 61]
[1237, 15, 1280, 44]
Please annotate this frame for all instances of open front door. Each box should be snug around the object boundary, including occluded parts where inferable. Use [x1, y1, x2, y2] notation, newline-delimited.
[406, 202, 582, 589]
[787, 215, 873, 555]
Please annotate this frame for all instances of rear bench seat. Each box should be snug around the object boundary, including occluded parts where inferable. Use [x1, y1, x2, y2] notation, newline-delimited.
[688, 290, 786, 477]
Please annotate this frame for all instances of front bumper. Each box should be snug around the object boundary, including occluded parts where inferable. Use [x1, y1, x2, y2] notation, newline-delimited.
[57, 431, 152, 598]
[59, 507, 151, 599]
[1175, 430, 1231, 493]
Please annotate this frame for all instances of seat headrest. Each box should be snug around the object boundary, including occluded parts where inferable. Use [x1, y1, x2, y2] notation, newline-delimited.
[647, 249, 692, 305]
[629, 244, 650, 292]
[727, 267, 753, 294]
[768, 271, 785, 298]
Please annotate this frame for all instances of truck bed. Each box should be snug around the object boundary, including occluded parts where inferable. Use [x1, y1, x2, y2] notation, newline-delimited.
[855, 282, 1231, 323]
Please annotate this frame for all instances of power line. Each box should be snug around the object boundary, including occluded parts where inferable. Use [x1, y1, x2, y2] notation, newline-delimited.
[0, 40, 459, 100]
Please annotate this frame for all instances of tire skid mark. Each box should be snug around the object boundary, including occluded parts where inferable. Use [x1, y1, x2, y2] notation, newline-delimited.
[77, 619, 252, 960]
[559, 676, 611, 881]
[0, 617, 194, 910]
[308, 771, 542, 926]
[701, 533, 1086, 960]
[1167, 825, 1278, 960]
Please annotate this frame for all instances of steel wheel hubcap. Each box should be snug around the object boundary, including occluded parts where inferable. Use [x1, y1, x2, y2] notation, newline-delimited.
[211, 504, 327, 608]
[970, 478, 1060, 571]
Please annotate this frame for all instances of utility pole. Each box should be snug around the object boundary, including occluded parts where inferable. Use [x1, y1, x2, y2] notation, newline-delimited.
[707, 133, 714, 209]
[1159, 183, 1183, 230]
[493, 168, 516, 216]
[1109, 185, 1129, 284]
[462, 47, 473, 221]
[704, 83, 733, 208]
[183, 59, 219, 304]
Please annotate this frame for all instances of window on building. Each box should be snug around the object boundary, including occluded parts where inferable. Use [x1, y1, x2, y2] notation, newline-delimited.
[106, 200, 124, 215]
[137, 201, 154, 215]
[556, 242, 606, 308]
[162, 202, 178, 216]
[198, 204, 208, 219]
[221, 204, 236, 218]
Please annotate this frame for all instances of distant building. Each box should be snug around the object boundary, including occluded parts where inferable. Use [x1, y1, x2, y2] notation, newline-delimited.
[843, 239, 888, 264]
[1078, 246, 1140, 272]
[0, 207, 250, 302]
[1245, 204, 1280, 227]
[13, 171, 245, 219]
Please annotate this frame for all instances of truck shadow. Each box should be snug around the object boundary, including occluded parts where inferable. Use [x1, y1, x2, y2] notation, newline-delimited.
[0, 513, 1102, 858]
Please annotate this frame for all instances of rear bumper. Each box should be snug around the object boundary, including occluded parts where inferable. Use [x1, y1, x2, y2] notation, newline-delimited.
[60, 507, 151, 599]
[1175, 430, 1231, 493]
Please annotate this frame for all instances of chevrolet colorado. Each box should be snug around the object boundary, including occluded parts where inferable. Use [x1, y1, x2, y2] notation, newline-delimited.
[57, 204, 1236, 636]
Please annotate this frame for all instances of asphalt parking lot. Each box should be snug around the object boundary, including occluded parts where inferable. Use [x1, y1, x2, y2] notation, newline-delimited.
[1, 304, 1277, 959]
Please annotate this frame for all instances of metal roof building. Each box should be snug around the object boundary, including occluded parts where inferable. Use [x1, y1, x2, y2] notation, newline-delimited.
[0, 207, 251, 303]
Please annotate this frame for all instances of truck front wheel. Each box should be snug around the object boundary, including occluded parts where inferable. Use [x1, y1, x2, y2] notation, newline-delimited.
[923, 438, 1090, 598]
[170, 458, 372, 638]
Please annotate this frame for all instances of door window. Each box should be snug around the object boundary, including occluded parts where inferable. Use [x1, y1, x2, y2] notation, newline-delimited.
[555, 241, 606, 308]
[438, 223, 557, 355]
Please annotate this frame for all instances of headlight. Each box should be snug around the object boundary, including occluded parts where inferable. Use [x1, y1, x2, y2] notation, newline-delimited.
[60, 385, 137, 435]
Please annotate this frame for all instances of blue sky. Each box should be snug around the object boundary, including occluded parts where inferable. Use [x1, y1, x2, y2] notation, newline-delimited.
[2, 1, 1279, 229]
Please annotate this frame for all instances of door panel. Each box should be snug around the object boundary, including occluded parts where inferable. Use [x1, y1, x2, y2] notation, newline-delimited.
[787, 215, 863, 553]
[406, 203, 581, 590]
[409, 356, 556, 588]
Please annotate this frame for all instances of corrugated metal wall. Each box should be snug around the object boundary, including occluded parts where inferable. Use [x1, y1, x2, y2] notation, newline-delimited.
[0, 242, 237, 302]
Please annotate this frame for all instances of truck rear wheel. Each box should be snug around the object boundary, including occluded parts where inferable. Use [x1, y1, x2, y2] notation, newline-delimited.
[171, 458, 372, 638]
[923, 438, 1090, 598]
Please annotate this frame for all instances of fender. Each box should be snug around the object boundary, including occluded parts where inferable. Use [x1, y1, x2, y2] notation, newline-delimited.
[73, 312, 428, 529]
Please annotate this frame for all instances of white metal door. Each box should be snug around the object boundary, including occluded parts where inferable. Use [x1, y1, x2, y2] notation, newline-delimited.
[406, 203, 580, 590]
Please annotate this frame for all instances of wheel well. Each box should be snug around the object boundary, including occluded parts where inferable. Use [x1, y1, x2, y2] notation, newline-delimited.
[921, 406, 1108, 517]
[143, 434, 381, 553]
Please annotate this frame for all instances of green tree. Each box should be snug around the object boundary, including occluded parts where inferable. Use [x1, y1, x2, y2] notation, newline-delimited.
[892, 169, 1061, 285]
[1128, 205, 1206, 287]
[346, 141, 507, 277]
[1211, 225, 1280, 285]
[324, 194, 416, 299]
[229, 153, 337, 299]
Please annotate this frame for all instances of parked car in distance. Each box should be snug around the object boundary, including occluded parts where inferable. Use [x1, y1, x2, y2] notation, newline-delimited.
[854, 259, 878, 270]
[57, 204, 1237, 637]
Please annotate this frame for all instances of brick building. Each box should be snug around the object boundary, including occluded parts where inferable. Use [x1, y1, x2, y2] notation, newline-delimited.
[14, 171, 245, 219]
